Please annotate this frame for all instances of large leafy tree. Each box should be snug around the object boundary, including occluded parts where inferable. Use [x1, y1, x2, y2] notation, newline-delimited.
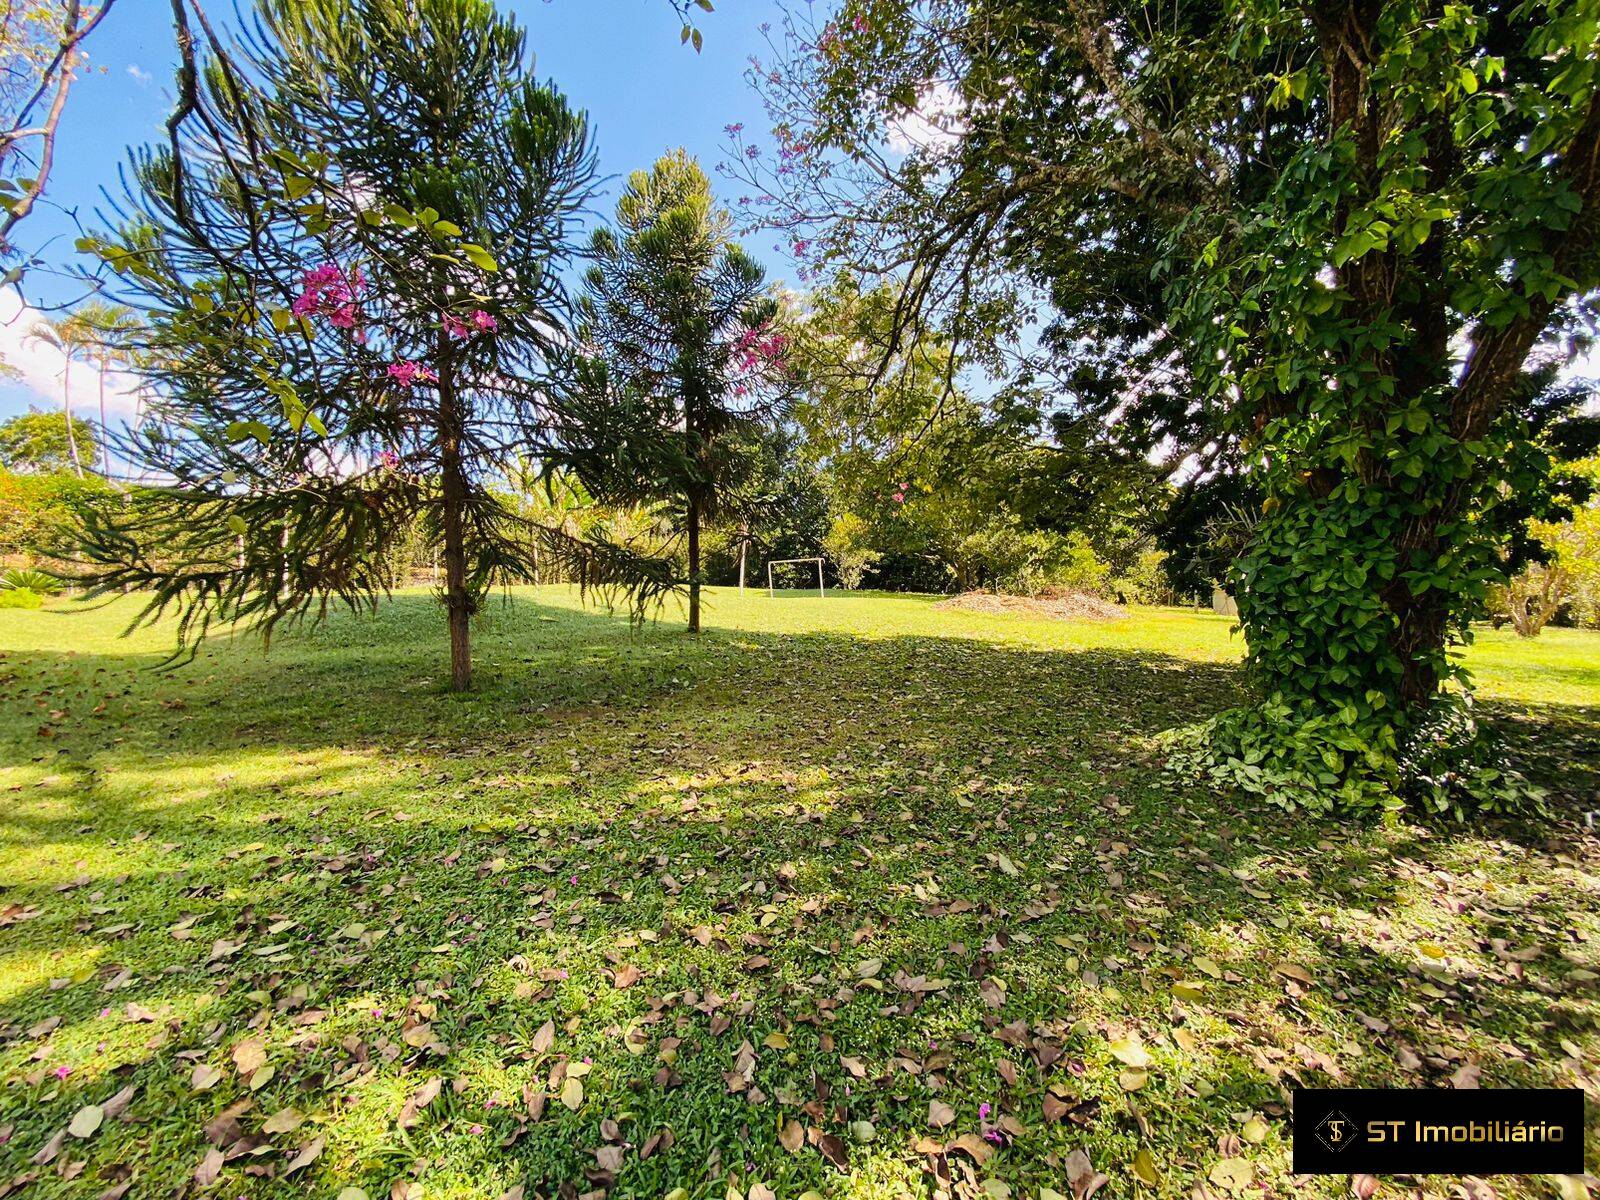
[569, 150, 787, 632]
[739, 0, 1600, 812]
[785, 274, 1159, 591]
[77, 0, 672, 689]
[0, 407, 96, 473]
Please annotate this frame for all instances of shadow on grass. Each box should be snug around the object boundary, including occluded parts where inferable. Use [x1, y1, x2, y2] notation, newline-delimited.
[1, 594, 1596, 1196]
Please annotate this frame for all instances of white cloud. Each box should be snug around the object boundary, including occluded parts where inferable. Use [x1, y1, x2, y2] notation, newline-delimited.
[0, 288, 143, 428]
[885, 82, 967, 155]
[126, 63, 153, 87]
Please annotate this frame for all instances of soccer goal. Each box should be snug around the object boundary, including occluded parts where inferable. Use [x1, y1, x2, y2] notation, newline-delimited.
[765, 556, 826, 598]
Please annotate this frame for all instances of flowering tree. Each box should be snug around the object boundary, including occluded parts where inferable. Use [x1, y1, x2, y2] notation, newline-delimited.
[75, 0, 673, 689]
[565, 150, 790, 632]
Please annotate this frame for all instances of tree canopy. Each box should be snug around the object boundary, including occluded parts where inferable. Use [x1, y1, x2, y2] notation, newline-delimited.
[0, 407, 97, 474]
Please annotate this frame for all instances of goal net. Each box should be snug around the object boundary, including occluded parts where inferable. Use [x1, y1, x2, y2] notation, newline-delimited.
[765, 557, 826, 597]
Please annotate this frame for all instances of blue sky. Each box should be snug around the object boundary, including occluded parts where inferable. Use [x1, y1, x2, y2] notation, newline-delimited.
[0, 0, 794, 424]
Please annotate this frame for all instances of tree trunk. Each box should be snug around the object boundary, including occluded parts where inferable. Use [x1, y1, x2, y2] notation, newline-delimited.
[737, 520, 748, 593]
[436, 346, 472, 691]
[97, 363, 112, 480]
[62, 358, 82, 478]
[686, 494, 702, 633]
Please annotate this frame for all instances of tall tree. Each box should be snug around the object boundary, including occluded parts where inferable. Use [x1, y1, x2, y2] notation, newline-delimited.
[23, 312, 92, 477]
[65, 300, 139, 480]
[739, 0, 1600, 813]
[569, 150, 788, 632]
[76, 0, 672, 688]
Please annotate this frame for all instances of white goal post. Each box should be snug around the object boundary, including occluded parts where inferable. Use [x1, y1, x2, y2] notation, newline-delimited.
[766, 557, 826, 598]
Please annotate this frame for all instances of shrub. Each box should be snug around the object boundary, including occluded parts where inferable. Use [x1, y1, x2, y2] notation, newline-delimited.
[822, 513, 879, 589]
[1, 567, 62, 594]
[0, 468, 115, 560]
[0, 587, 43, 609]
[1114, 549, 1177, 606]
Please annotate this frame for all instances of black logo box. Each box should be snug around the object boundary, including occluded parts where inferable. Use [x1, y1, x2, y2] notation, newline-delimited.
[1292, 1088, 1586, 1175]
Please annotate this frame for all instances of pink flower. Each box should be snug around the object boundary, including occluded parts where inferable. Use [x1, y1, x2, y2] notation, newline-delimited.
[444, 310, 497, 338]
[978, 1102, 991, 1119]
[469, 1124, 484, 1136]
[387, 361, 438, 387]
[377, 450, 400, 471]
[292, 263, 366, 336]
[853, 15, 870, 32]
[892, 491, 906, 503]
[54, 1065, 71, 1080]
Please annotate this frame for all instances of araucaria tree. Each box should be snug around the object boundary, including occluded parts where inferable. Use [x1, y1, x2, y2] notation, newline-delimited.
[77, 0, 671, 690]
[739, 0, 1600, 813]
[571, 150, 788, 632]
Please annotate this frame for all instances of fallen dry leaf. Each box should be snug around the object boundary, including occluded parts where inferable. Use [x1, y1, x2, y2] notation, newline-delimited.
[1065, 1148, 1108, 1200]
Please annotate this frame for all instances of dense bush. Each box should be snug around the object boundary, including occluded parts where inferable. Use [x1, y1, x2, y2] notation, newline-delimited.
[1, 567, 62, 594]
[0, 469, 115, 565]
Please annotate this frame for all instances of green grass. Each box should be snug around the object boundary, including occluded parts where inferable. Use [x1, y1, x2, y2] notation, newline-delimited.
[0, 587, 1596, 1200]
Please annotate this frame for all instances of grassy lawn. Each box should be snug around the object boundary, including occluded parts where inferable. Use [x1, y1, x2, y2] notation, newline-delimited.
[1, 587, 1597, 1200]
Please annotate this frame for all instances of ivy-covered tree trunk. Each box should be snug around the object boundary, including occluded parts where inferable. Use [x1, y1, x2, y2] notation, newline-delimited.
[1195, 0, 1600, 813]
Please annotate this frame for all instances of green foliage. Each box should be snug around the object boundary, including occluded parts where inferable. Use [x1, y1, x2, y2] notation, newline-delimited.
[0, 467, 114, 560]
[956, 517, 1108, 597]
[567, 150, 786, 629]
[1113, 549, 1177, 606]
[751, 0, 1600, 814]
[0, 586, 42, 609]
[1166, 692, 1542, 821]
[1, 566, 61, 594]
[0, 409, 98, 474]
[1150, 0, 1600, 813]
[784, 276, 1159, 595]
[820, 511, 877, 588]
